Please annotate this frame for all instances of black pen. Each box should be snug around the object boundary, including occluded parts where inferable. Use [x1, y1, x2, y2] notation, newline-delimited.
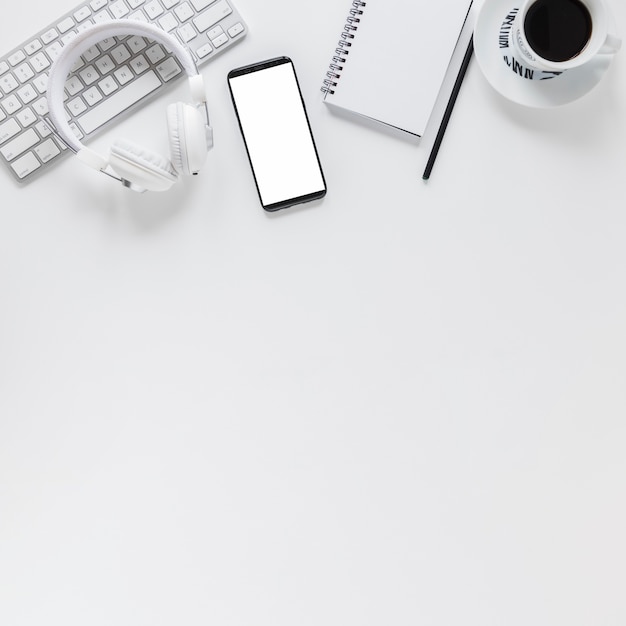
[422, 35, 474, 181]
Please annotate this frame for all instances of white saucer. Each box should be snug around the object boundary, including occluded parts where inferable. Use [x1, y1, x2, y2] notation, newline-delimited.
[474, 0, 616, 107]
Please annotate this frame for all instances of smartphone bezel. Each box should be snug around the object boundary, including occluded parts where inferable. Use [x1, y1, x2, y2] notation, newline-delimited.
[227, 56, 327, 212]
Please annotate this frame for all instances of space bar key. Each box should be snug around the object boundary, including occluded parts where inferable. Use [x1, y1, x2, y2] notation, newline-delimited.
[77, 71, 162, 135]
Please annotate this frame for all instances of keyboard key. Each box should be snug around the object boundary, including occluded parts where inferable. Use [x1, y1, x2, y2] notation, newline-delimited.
[0, 118, 21, 144]
[68, 96, 88, 115]
[8, 51, 26, 66]
[129, 10, 148, 22]
[77, 21, 95, 33]
[45, 42, 64, 62]
[158, 13, 178, 32]
[65, 76, 83, 96]
[74, 6, 92, 22]
[178, 23, 197, 42]
[129, 55, 149, 74]
[175, 2, 194, 22]
[15, 63, 35, 83]
[17, 84, 38, 104]
[31, 53, 50, 72]
[57, 17, 76, 33]
[35, 138, 61, 163]
[0, 61, 9, 75]
[196, 43, 212, 58]
[111, 44, 132, 64]
[196, 43, 213, 59]
[90, 0, 107, 10]
[145, 44, 166, 64]
[110, 1, 130, 18]
[95, 54, 114, 74]
[1, 127, 39, 160]
[144, 1, 164, 19]
[35, 120, 52, 137]
[71, 57, 85, 72]
[41, 29, 58, 44]
[193, 1, 232, 33]
[163, 0, 180, 8]
[83, 86, 104, 105]
[62, 32, 79, 46]
[77, 70, 161, 134]
[32, 97, 49, 116]
[211, 33, 228, 48]
[79, 65, 100, 85]
[11, 151, 41, 178]
[25, 39, 43, 55]
[228, 22, 244, 37]
[82, 46, 100, 63]
[208, 25, 224, 40]
[114, 65, 134, 85]
[1, 95, 22, 114]
[126, 37, 147, 53]
[99, 37, 117, 52]
[93, 10, 112, 23]
[98, 76, 119, 95]
[33, 74, 49, 94]
[16, 106, 37, 127]
[1, 74, 19, 94]
[155, 57, 182, 81]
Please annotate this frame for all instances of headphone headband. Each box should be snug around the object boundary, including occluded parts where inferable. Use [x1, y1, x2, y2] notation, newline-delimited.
[46, 21, 203, 154]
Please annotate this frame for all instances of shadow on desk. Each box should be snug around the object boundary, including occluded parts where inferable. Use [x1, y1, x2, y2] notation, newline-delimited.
[480, 61, 625, 152]
[323, 104, 422, 146]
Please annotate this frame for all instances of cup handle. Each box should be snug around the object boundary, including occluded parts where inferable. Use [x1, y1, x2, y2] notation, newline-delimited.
[599, 33, 622, 55]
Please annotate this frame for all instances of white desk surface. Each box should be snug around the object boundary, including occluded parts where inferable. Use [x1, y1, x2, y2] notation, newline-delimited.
[1, 0, 625, 624]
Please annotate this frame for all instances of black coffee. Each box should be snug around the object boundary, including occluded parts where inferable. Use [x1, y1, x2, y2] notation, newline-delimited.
[524, 0, 592, 62]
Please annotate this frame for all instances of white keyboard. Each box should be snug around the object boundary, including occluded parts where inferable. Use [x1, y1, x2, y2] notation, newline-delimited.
[0, 0, 247, 184]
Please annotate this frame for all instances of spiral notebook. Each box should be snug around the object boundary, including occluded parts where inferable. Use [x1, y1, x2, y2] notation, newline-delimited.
[322, 0, 474, 138]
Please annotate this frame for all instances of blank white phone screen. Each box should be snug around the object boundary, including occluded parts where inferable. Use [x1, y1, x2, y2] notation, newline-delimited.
[229, 61, 325, 207]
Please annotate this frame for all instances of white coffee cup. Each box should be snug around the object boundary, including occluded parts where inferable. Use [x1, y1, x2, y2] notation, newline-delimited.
[510, 0, 621, 73]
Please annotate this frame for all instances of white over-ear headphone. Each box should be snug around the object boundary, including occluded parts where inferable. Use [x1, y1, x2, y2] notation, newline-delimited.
[46, 21, 213, 192]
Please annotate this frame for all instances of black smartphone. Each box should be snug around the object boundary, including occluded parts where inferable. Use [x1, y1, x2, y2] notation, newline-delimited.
[227, 57, 327, 212]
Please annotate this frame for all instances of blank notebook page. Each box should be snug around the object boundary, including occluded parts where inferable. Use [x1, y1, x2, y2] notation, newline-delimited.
[324, 0, 472, 137]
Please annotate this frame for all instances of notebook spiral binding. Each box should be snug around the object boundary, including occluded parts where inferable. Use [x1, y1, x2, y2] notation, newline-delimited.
[321, 0, 366, 95]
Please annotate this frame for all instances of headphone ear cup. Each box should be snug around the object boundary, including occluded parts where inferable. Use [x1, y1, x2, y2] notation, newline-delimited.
[167, 102, 209, 176]
[109, 139, 178, 192]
